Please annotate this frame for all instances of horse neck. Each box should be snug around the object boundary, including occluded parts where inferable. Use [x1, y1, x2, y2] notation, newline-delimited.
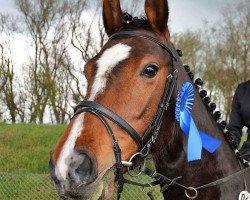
[151, 66, 244, 199]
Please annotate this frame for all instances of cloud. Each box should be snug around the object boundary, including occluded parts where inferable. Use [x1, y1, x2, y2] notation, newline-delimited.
[0, 0, 16, 14]
[168, 0, 237, 32]
[0, 0, 241, 33]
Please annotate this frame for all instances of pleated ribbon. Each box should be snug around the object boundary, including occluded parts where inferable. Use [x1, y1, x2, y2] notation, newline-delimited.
[175, 82, 221, 161]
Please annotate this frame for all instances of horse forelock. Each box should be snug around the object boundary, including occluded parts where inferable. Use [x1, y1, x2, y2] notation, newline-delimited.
[120, 14, 151, 31]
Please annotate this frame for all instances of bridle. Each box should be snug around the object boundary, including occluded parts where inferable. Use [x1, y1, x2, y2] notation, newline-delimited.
[72, 31, 178, 199]
[72, 31, 250, 200]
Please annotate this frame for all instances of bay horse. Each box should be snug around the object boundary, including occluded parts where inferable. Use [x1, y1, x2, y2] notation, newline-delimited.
[50, 0, 250, 199]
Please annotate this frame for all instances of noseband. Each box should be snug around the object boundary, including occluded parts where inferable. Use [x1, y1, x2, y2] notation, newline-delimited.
[72, 31, 178, 199]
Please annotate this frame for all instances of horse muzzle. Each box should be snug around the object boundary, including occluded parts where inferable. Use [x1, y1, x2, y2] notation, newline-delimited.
[50, 149, 99, 199]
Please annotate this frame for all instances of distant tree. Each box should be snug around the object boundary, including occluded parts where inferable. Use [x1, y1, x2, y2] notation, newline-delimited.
[172, 31, 203, 76]
[0, 43, 16, 122]
[16, 0, 86, 123]
[69, 0, 100, 62]
[0, 14, 25, 123]
[202, 0, 250, 120]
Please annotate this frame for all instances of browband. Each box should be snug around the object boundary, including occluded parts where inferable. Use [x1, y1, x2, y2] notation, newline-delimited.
[109, 31, 177, 61]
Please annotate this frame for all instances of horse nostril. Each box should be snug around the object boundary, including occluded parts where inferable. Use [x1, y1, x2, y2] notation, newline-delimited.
[68, 152, 97, 186]
[75, 155, 92, 183]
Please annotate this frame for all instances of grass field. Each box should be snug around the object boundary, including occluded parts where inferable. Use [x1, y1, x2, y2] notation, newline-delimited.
[0, 123, 66, 199]
[0, 123, 248, 174]
[239, 132, 248, 149]
[0, 123, 163, 200]
[0, 123, 65, 173]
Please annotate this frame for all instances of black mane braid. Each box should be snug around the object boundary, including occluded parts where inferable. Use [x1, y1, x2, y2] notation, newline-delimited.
[121, 12, 151, 31]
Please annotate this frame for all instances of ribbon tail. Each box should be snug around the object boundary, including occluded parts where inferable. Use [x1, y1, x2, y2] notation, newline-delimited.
[187, 117, 202, 161]
[179, 109, 221, 161]
[199, 131, 221, 153]
[180, 118, 189, 136]
[180, 110, 191, 136]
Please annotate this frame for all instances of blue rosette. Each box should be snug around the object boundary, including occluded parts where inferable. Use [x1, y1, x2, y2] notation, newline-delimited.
[175, 82, 221, 162]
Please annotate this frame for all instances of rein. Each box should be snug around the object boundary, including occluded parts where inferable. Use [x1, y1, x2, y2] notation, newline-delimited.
[129, 162, 250, 200]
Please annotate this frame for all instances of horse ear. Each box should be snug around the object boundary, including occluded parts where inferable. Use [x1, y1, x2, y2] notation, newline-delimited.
[103, 0, 123, 37]
[145, 0, 170, 40]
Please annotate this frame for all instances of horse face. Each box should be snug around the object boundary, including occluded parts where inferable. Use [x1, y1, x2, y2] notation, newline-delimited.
[50, 0, 171, 199]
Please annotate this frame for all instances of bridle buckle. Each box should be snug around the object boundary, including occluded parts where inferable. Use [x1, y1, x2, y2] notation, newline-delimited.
[127, 152, 147, 177]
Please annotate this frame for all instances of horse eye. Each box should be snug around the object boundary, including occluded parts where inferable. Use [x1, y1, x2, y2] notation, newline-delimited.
[141, 64, 159, 78]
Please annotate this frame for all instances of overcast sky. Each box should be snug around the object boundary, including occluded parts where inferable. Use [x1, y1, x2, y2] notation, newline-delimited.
[0, 0, 16, 13]
[168, 0, 236, 32]
[0, 0, 243, 69]
[0, 0, 239, 32]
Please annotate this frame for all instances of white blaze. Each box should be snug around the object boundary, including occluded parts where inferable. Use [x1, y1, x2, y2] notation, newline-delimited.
[55, 113, 85, 180]
[55, 43, 131, 180]
[89, 43, 132, 100]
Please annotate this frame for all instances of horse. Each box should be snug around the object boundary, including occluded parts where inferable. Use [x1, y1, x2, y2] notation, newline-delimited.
[49, 0, 250, 199]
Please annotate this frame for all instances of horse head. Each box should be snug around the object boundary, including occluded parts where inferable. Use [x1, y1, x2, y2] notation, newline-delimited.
[50, 0, 180, 199]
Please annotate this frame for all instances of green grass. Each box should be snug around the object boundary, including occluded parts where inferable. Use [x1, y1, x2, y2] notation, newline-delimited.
[0, 123, 164, 200]
[0, 123, 65, 173]
[0, 123, 65, 199]
[1, 123, 248, 174]
[0, 173, 60, 200]
[239, 132, 248, 149]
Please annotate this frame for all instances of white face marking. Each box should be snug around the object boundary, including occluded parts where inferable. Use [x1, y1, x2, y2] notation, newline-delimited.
[55, 43, 131, 181]
[89, 43, 131, 100]
[55, 113, 85, 180]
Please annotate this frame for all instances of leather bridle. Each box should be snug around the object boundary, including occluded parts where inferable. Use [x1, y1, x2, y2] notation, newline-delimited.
[71, 31, 250, 200]
[72, 31, 178, 199]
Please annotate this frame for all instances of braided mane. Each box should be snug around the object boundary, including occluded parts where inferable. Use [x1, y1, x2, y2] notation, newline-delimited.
[183, 63, 249, 166]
